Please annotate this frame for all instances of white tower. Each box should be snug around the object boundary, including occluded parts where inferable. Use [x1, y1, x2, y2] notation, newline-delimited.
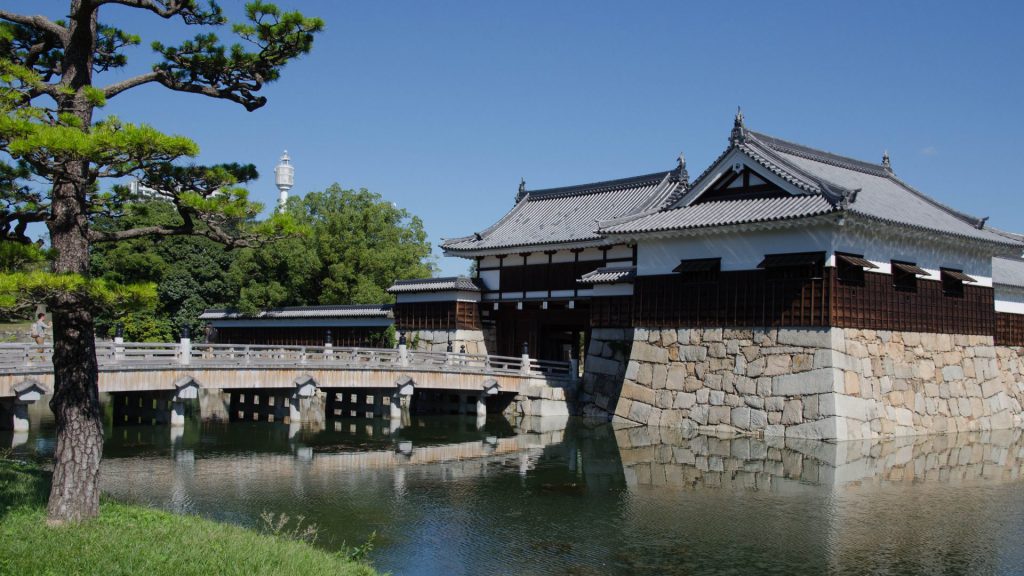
[274, 150, 294, 211]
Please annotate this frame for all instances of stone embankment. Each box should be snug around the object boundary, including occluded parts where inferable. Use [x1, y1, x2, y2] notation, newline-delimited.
[581, 327, 1024, 441]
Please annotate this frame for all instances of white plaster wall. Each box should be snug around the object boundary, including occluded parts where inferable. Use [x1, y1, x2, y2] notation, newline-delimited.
[638, 223, 995, 286]
[606, 244, 634, 260]
[833, 225, 993, 286]
[995, 285, 1024, 314]
[480, 255, 501, 268]
[479, 270, 500, 290]
[638, 225, 833, 275]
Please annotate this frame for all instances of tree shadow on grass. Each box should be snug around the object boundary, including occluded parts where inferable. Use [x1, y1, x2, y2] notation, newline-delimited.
[0, 456, 51, 521]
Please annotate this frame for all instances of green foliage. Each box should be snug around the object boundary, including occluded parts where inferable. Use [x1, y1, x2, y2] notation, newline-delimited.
[0, 271, 157, 316]
[91, 199, 238, 337]
[0, 241, 48, 273]
[0, 459, 379, 575]
[231, 184, 435, 312]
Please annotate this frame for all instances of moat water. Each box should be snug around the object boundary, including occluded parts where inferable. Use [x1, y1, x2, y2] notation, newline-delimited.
[5, 407, 1024, 576]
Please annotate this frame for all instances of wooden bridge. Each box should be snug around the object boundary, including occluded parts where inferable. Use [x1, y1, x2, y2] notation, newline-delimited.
[0, 341, 575, 432]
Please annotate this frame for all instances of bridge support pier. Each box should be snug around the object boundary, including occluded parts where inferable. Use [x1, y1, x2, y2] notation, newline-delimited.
[1, 380, 49, 432]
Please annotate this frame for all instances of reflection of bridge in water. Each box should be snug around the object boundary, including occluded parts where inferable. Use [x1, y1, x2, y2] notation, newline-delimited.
[0, 341, 573, 433]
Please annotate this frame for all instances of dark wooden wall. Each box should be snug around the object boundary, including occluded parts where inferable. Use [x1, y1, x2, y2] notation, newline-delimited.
[629, 268, 997, 336]
[212, 326, 388, 347]
[591, 296, 634, 328]
[996, 312, 1024, 346]
[393, 301, 480, 331]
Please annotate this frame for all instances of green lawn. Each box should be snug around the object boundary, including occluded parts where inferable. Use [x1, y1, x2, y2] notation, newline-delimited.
[0, 459, 380, 576]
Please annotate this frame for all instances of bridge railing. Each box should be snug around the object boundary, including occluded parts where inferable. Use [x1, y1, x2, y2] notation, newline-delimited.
[0, 341, 573, 379]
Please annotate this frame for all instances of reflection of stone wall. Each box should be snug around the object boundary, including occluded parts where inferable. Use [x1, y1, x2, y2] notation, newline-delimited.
[582, 327, 1024, 440]
[615, 426, 1024, 489]
[407, 329, 488, 355]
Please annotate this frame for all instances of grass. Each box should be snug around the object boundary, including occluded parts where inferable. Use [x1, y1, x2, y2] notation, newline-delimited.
[0, 458, 381, 576]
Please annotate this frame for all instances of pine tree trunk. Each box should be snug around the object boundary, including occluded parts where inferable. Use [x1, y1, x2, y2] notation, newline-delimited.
[46, 294, 102, 524]
[45, 1, 104, 525]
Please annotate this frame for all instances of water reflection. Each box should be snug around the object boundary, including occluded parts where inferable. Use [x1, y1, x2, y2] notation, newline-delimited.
[3, 401, 1023, 575]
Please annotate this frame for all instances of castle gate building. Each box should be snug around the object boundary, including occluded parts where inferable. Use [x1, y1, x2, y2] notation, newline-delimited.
[391, 113, 1024, 440]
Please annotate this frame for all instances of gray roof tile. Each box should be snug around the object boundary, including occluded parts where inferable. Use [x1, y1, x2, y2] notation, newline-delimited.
[387, 276, 483, 293]
[442, 172, 682, 253]
[199, 304, 393, 320]
[578, 266, 636, 285]
[601, 129, 1023, 247]
[994, 257, 1024, 289]
[600, 195, 835, 234]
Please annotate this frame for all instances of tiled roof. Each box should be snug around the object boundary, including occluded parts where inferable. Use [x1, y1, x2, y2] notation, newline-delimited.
[600, 128, 1023, 247]
[199, 304, 393, 320]
[578, 266, 636, 285]
[387, 276, 483, 293]
[600, 195, 835, 234]
[441, 171, 683, 253]
[994, 257, 1024, 289]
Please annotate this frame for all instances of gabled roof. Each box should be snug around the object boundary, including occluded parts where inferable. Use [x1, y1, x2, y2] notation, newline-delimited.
[442, 170, 684, 254]
[600, 118, 1022, 248]
[578, 266, 636, 285]
[199, 304, 393, 320]
[387, 276, 484, 294]
[993, 257, 1024, 289]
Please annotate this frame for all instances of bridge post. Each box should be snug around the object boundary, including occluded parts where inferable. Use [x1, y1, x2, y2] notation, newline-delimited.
[324, 330, 333, 359]
[520, 341, 531, 375]
[289, 375, 318, 423]
[391, 375, 415, 420]
[179, 327, 192, 366]
[398, 332, 409, 367]
[479, 378, 500, 418]
[114, 323, 124, 363]
[5, 380, 49, 432]
[171, 377, 200, 428]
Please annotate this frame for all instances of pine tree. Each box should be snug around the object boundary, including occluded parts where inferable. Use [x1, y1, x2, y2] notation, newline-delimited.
[0, 1, 323, 524]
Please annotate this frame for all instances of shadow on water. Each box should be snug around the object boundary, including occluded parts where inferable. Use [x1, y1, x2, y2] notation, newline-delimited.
[5, 397, 1024, 576]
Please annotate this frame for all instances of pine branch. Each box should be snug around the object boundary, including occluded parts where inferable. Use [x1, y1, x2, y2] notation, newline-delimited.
[96, 0, 225, 25]
[0, 10, 69, 45]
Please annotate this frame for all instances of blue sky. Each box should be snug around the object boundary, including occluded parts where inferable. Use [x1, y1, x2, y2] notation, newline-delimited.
[10, 1, 1024, 276]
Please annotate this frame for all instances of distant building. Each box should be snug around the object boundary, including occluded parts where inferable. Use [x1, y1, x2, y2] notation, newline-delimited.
[199, 304, 393, 347]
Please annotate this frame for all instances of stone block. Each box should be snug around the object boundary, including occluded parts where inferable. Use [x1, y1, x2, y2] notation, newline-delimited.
[765, 396, 785, 411]
[632, 342, 669, 364]
[750, 409, 768, 430]
[661, 329, 678, 346]
[776, 328, 832, 348]
[744, 396, 765, 409]
[709, 390, 725, 406]
[763, 355, 793, 376]
[785, 416, 840, 440]
[844, 371, 861, 396]
[764, 424, 785, 437]
[674, 392, 697, 409]
[624, 361, 639, 380]
[637, 363, 653, 385]
[708, 405, 730, 425]
[981, 379, 1003, 398]
[704, 328, 723, 342]
[666, 365, 687, 390]
[680, 346, 708, 362]
[690, 405, 710, 425]
[942, 365, 965, 382]
[734, 376, 756, 395]
[696, 388, 710, 403]
[772, 369, 835, 396]
[782, 400, 803, 425]
[652, 364, 669, 390]
[731, 407, 751, 430]
[587, 355, 621, 377]
[803, 395, 819, 420]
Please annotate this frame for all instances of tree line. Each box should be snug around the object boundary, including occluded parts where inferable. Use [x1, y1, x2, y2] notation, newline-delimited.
[89, 183, 434, 341]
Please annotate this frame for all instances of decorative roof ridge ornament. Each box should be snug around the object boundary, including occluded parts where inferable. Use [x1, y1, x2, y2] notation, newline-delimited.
[516, 177, 527, 203]
[976, 216, 989, 230]
[730, 106, 746, 145]
[676, 152, 689, 187]
[838, 188, 861, 210]
[881, 150, 893, 173]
